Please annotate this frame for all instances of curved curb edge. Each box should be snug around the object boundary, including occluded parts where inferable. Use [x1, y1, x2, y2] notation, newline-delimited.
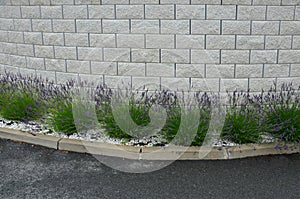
[0, 127, 299, 160]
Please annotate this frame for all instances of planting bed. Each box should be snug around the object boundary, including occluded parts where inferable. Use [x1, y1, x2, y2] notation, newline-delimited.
[0, 72, 299, 148]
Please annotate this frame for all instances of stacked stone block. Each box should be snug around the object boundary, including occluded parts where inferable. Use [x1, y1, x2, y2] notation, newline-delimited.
[0, 0, 299, 92]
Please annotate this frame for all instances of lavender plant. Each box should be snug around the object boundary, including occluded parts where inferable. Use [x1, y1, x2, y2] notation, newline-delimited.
[262, 83, 300, 142]
[0, 73, 48, 122]
[45, 80, 78, 135]
[97, 89, 153, 139]
[221, 90, 262, 144]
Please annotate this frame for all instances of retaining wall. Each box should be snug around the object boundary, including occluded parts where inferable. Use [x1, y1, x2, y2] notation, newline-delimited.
[0, 0, 300, 92]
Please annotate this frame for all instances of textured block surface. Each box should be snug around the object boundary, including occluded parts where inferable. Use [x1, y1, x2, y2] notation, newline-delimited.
[0, 2, 299, 92]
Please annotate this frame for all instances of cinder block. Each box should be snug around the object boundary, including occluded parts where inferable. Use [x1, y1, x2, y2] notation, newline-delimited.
[43, 33, 64, 46]
[235, 64, 263, 78]
[51, 0, 74, 5]
[161, 77, 190, 91]
[0, 19, 14, 31]
[78, 74, 103, 87]
[10, 55, 27, 68]
[45, 58, 66, 72]
[131, 49, 159, 63]
[118, 62, 145, 76]
[56, 72, 78, 84]
[191, 77, 220, 92]
[264, 64, 290, 77]
[34, 45, 54, 58]
[267, 6, 294, 20]
[67, 60, 90, 74]
[176, 35, 204, 49]
[252, 21, 280, 35]
[249, 78, 276, 92]
[236, 35, 264, 49]
[103, 48, 130, 62]
[35, 70, 56, 83]
[130, 0, 159, 4]
[282, 0, 300, 5]
[221, 50, 249, 64]
[117, 34, 145, 48]
[52, 19, 76, 32]
[290, 64, 300, 77]
[265, 36, 292, 49]
[132, 76, 160, 91]
[277, 77, 300, 87]
[279, 50, 300, 64]
[41, 6, 63, 19]
[146, 34, 174, 49]
[191, 0, 221, 4]
[0, 5, 21, 18]
[206, 35, 235, 50]
[102, 20, 130, 33]
[63, 5, 88, 19]
[220, 79, 249, 92]
[131, 20, 160, 34]
[250, 50, 278, 64]
[0, 31, 8, 42]
[237, 6, 266, 20]
[78, 47, 103, 61]
[88, 5, 115, 19]
[14, 19, 32, 31]
[191, 50, 220, 64]
[76, 20, 101, 33]
[176, 64, 205, 78]
[206, 64, 235, 78]
[54, 46, 77, 60]
[293, 36, 300, 49]
[1, 43, 17, 54]
[17, 44, 34, 56]
[145, 5, 174, 19]
[280, 21, 300, 35]
[102, 0, 129, 4]
[104, 75, 131, 89]
[8, 31, 24, 43]
[192, 20, 220, 34]
[32, 19, 52, 32]
[75, 0, 101, 5]
[160, 0, 190, 4]
[146, 63, 174, 77]
[90, 34, 116, 48]
[223, 0, 252, 4]
[222, 21, 250, 34]
[161, 49, 190, 63]
[207, 5, 236, 20]
[295, 6, 300, 20]
[29, 0, 51, 5]
[252, 0, 281, 5]
[64, 33, 89, 47]
[21, 6, 41, 18]
[91, 61, 117, 75]
[176, 5, 205, 19]
[26, 57, 45, 70]
[161, 20, 190, 34]
[24, 32, 43, 45]
[116, 5, 144, 19]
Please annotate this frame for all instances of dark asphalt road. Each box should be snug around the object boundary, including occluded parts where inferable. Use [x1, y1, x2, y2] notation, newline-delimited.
[0, 139, 299, 199]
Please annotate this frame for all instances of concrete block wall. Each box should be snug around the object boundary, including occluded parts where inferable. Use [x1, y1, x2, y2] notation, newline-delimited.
[0, 0, 300, 92]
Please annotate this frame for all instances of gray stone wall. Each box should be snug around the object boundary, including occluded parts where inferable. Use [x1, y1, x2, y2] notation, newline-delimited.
[0, 0, 300, 92]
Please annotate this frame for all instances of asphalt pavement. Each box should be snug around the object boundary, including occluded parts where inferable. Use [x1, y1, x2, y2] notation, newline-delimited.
[0, 138, 299, 199]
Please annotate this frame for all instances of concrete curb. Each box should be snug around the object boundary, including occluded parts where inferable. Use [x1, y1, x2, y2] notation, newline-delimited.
[0, 127, 299, 160]
[0, 127, 61, 149]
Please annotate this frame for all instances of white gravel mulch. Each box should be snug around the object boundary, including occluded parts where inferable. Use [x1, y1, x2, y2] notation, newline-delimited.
[0, 117, 277, 147]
